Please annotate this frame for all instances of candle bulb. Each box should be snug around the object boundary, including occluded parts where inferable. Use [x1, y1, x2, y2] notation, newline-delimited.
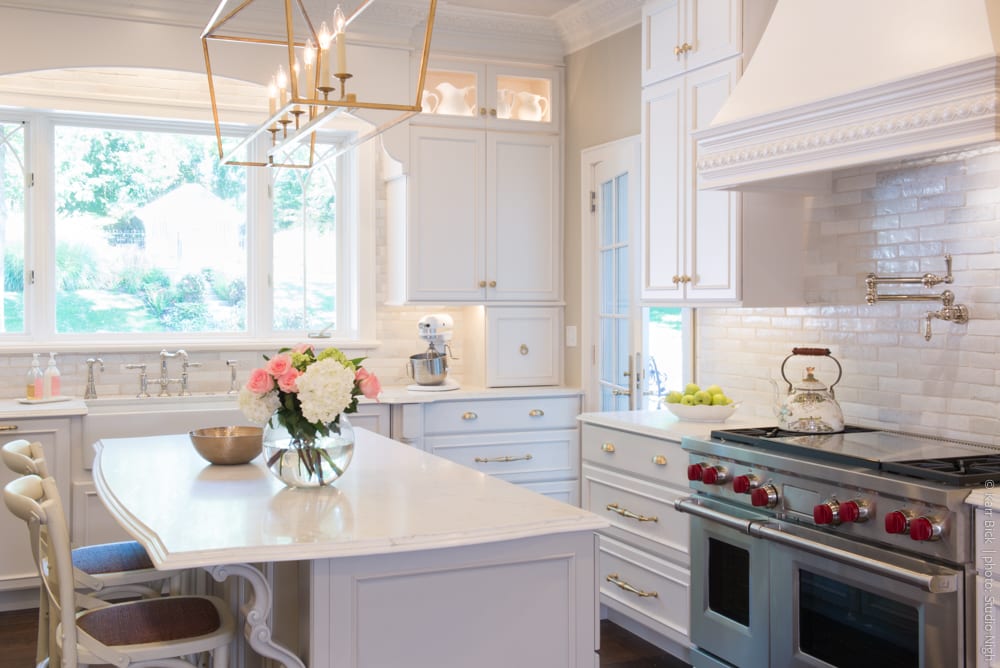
[277, 65, 288, 107]
[303, 38, 316, 99]
[334, 5, 347, 75]
[292, 57, 301, 112]
[318, 22, 332, 91]
[267, 76, 277, 118]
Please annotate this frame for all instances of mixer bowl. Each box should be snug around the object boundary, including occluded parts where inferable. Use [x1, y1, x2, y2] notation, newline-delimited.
[409, 352, 448, 385]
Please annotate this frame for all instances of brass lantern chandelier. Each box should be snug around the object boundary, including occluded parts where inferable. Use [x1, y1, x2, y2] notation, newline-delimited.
[202, 0, 437, 169]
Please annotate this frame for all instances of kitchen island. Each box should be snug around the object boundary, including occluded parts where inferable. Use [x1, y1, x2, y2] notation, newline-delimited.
[93, 428, 606, 668]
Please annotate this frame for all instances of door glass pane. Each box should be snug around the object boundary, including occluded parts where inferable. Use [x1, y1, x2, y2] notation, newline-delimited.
[600, 249, 613, 315]
[271, 146, 337, 331]
[600, 181, 614, 246]
[0, 121, 25, 333]
[615, 173, 628, 243]
[799, 570, 918, 667]
[600, 318, 613, 384]
[53, 125, 247, 333]
[597, 170, 629, 409]
[616, 246, 628, 313]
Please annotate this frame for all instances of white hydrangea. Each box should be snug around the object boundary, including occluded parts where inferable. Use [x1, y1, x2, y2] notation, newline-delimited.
[295, 358, 355, 425]
[239, 386, 280, 424]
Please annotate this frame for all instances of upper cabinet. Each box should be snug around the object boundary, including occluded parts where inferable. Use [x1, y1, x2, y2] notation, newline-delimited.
[640, 0, 801, 307]
[416, 60, 561, 132]
[641, 0, 741, 87]
[388, 57, 563, 305]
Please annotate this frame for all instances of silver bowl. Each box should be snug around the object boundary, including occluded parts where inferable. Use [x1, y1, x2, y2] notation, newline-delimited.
[190, 426, 263, 465]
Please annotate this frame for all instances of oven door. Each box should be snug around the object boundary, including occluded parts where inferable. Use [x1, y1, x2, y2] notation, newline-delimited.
[765, 524, 967, 668]
[686, 498, 771, 668]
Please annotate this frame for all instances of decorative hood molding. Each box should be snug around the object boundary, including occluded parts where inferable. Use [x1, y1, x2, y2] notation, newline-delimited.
[696, 0, 1000, 191]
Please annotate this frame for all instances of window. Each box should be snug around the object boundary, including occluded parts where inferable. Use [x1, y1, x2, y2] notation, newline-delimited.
[2, 110, 367, 347]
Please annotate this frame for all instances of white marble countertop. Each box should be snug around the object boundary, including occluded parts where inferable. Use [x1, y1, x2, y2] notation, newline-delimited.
[577, 409, 764, 442]
[0, 397, 88, 419]
[93, 428, 607, 570]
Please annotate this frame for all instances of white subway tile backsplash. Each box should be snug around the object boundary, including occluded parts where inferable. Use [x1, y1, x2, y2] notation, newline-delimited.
[699, 146, 1000, 443]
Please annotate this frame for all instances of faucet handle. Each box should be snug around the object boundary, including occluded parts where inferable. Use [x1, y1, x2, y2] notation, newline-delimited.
[124, 363, 150, 398]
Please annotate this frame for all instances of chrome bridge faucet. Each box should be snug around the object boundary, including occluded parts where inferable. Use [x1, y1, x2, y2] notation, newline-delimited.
[84, 358, 104, 400]
[158, 349, 202, 396]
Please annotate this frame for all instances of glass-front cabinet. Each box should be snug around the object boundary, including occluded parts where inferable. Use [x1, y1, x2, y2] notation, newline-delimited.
[417, 59, 559, 131]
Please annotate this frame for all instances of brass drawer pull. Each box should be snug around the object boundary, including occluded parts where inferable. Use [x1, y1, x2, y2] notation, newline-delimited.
[462, 412, 478, 420]
[606, 574, 658, 598]
[601, 442, 616, 453]
[474, 454, 533, 464]
[606, 503, 658, 523]
[651, 455, 667, 466]
[0, 424, 18, 431]
[528, 409, 544, 417]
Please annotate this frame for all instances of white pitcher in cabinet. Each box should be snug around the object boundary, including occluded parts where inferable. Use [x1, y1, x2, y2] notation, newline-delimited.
[435, 82, 475, 116]
[515, 92, 548, 122]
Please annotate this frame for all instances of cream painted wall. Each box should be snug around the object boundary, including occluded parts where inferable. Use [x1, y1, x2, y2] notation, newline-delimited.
[563, 25, 641, 387]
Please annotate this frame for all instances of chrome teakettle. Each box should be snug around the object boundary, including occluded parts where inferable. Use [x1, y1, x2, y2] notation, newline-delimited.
[770, 347, 845, 433]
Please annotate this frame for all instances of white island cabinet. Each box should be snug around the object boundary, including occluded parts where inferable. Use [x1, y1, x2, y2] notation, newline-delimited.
[94, 429, 606, 668]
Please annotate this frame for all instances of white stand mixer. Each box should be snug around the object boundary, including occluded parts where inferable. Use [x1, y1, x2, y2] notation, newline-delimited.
[407, 314, 459, 391]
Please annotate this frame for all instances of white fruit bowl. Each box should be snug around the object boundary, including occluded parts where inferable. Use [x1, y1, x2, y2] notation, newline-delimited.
[665, 402, 739, 423]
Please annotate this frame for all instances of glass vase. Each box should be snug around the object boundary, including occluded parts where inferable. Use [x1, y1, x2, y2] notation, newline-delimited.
[262, 414, 355, 488]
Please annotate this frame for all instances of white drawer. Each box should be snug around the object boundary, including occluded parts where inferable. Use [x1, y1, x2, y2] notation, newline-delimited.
[598, 535, 690, 646]
[424, 396, 579, 434]
[582, 424, 686, 488]
[427, 429, 578, 484]
[582, 463, 689, 565]
[522, 480, 579, 506]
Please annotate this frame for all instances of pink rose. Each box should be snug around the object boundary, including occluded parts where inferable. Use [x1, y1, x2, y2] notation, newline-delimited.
[266, 353, 293, 377]
[292, 343, 314, 355]
[356, 368, 382, 400]
[277, 369, 301, 393]
[245, 368, 275, 395]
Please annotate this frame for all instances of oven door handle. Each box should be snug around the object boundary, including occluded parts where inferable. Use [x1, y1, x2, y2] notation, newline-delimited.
[673, 497, 757, 533]
[750, 523, 959, 594]
[674, 497, 959, 594]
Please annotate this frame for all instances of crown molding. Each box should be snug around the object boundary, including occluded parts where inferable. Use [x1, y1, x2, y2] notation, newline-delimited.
[553, 0, 641, 55]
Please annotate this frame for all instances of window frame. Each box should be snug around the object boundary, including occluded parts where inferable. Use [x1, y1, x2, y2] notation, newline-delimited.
[0, 108, 375, 352]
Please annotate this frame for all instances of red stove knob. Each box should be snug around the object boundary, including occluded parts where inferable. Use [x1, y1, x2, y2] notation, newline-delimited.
[910, 516, 943, 542]
[702, 466, 729, 485]
[839, 500, 868, 523]
[750, 485, 779, 509]
[884, 510, 911, 535]
[687, 463, 706, 481]
[813, 502, 838, 525]
[732, 474, 759, 494]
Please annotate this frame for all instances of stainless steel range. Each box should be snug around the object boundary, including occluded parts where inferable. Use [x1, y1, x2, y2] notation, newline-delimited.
[675, 426, 992, 668]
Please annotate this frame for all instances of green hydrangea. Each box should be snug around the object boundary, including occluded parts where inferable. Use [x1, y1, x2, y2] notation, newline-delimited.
[317, 347, 354, 369]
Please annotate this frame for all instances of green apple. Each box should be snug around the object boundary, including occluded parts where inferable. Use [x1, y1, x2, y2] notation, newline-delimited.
[693, 390, 713, 405]
[680, 394, 696, 406]
[684, 383, 701, 396]
[706, 384, 724, 396]
[665, 390, 684, 404]
[711, 393, 730, 406]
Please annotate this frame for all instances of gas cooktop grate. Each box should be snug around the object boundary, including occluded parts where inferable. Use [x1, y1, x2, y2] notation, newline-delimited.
[882, 456, 1000, 486]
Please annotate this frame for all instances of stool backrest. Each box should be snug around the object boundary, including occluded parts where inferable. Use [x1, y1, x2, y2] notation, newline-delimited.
[1, 439, 49, 477]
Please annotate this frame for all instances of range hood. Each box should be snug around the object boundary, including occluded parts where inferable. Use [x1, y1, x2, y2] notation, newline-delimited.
[696, 0, 1000, 191]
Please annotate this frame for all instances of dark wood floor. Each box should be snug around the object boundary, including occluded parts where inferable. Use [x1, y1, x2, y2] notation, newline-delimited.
[0, 608, 687, 668]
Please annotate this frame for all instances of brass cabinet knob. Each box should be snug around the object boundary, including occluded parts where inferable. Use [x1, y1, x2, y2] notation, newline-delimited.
[462, 411, 478, 420]
[682, 275, 692, 284]
[601, 442, 616, 453]
[489, 280, 497, 288]
[651, 455, 667, 466]
[672, 275, 680, 284]
[480, 107, 487, 116]
[479, 280, 487, 288]
[528, 409, 544, 417]
[519, 344, 529, 355]
[489, 108, 497, 116]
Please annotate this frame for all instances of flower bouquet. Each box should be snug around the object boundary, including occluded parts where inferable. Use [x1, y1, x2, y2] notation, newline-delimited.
[239, 344, 381, 486]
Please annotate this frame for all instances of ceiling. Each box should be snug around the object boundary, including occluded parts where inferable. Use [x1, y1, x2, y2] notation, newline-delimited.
[444, 0, 579, 18]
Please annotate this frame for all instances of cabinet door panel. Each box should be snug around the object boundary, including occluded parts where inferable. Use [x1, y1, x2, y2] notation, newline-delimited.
[488, 132, 560, 301]
[641, 77, 684, 301]
[686, 60, 739, 300]
[409, 127, 486, 301]
[687, 0, 741, 72]
[642, 0, 683, 85]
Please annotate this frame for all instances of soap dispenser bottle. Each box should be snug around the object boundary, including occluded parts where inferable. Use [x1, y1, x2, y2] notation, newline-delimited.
[26, 353, 43, 400]
[43, 352, 61, 399]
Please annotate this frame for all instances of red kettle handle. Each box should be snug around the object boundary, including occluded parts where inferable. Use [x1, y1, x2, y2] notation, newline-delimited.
[780, 348, 843, 395]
